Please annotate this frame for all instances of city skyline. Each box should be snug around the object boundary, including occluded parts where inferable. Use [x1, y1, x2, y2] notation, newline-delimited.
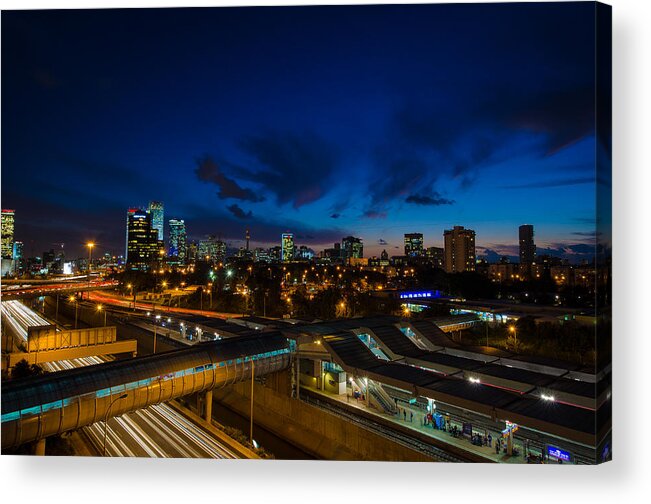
[2, 4, 610, 260]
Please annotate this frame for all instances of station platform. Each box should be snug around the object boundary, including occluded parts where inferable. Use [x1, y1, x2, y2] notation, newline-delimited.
[303, 386, 543, 464]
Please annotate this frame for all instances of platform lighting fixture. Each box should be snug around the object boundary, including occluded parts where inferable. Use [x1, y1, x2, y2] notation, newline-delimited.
[469, 377, 481, 384]
[541, 394, 555, 402]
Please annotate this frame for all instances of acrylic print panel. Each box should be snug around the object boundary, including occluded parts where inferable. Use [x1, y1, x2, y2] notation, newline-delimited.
[0, 2, 611, 464]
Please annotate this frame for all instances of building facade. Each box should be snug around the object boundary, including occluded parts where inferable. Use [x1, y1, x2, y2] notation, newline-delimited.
[281, 233, 294, 262]
[148, 201, 164, 242]
[1, 209, 15, 259]
[519, 224, 536, 278]
[443, 226, 476, 273]
[404, 233, 424, 257]
[341, 236, 363, 263]
[426, 246, 444, 268]
[168, 219, 187, 264]
[126, 210, 159, 270]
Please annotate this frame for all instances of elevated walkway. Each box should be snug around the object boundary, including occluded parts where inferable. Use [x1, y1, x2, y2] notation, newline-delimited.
[1, 332, 292, 450]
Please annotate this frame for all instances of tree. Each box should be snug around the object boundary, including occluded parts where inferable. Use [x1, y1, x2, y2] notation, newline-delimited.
[11, 359, 43, 380]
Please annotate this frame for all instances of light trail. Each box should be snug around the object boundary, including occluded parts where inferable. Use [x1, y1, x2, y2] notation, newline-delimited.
[1, 300, 237, 459]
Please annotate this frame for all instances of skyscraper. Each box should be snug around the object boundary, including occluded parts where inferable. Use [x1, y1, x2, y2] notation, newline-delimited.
[1, 209, 15, 259]
[281, 233, 294, 262]
[168, 219, 187, 264]
[125, 207, 137, 260]
[126, 210, 159, 270]
[341, 236, 363, 262]
[404, 233, 424, 257]
[519, 224, 536, 279]
[443, 226, 476, 273]
[12, 241, 23, 274]
[148, 201, 164, 242]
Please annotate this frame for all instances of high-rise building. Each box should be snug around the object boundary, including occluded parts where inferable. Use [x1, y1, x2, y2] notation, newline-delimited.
[281, 233, 294, 262]
[426, 246, 444, 268]
[168, 219, 187, 264]
[12, 241, 23, 263]
[443, 226, 476, 273]
[198, 235, 226, 263]
[1, 209, 15, 259]
[341, 236, 363, 263]
[126, 210, 159, 270]
[404, 233, 424, 257]
[148, 201, 164, 242]
[125, 207, 138, 260]
[519, 224, 536, 278]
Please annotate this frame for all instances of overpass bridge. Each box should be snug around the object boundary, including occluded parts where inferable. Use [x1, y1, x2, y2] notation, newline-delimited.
[1, 332, 292, 450]
[1, 280, 118, 301]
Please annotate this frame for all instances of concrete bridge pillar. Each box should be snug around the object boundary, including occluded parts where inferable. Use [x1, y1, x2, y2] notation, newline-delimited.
[204, 390, 213, 422]
[33, 438, 46, 456]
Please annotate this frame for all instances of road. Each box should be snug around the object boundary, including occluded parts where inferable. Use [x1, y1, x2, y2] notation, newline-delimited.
[1, 300, 238, 458]
[86, 290, 244, 319]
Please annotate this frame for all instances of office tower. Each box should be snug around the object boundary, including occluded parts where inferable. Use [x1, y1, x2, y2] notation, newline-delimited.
[198, 235, 226, 263]
[126, 210, 159, 270]
[426, 246, 444, 268]
[443, 226, 476, 273]
[246, 228, 250, 251]
[125, 207, 138, 260]
[341, 236, 363, 262]
[281, 233, 294, 262]
[148, 201, 164, 242]
[404, 233, 424, 257]
[519, 224, 536, 279]
[1, 209, 15, 259]
[12, 241, 24, 274]
[168, 219, 187, 264]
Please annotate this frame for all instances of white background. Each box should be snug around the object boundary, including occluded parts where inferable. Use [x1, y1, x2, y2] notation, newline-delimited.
[1, 0, 649, 502]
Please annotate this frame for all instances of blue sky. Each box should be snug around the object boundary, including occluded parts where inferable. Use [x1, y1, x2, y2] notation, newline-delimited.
[2, 3, 610, 261]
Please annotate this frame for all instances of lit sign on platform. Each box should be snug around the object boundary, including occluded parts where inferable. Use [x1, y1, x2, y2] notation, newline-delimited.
[547, 446, 571, 462]
[399, 290, 440, 300]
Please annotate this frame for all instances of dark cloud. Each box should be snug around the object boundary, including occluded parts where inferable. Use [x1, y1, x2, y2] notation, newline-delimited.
[237, 131, 339, 209]
[330, 213, 341, 219]
[363, 210, 387, 219]
[195, 156, 265, 202]
[377, 239, 388, 245]
[405, 193, 455, 206]
[392, 85, 595, 192]
[226, 204, 253, 220]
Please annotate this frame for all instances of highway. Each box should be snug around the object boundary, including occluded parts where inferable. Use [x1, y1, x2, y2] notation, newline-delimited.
[86, 290, 243, 319]
[1, 300, 238, 458]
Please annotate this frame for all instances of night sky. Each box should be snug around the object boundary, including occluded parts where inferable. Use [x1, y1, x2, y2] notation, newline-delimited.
[2, 3, 610, 261]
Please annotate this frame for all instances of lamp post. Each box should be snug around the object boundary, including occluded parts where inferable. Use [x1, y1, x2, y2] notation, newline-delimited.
[69, 295, 78, 329]
[250, 357, 255, 444]
[509, 325, 518, 348]
[86, 242, 95, 286]
[127, 283, 134, 310]
[103, 393, 128, 456]
[153, 314, 161, 353]
[97, 304, 106, 326]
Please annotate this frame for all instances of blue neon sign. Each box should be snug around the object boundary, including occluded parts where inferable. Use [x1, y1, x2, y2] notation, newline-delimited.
[547, 446, 571, 462]
[399, 290, 440, 300]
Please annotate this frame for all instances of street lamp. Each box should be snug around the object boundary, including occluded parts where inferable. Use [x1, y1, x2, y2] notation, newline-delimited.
[126, 283, 134, 310]
[509, 325, 518, 346]
[97, 304, 106, 327]
[86, 242, 95, 277]
[103, 393, 128, 456]
[69, 295, 79, 329]
[153, 314, 161, 353]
